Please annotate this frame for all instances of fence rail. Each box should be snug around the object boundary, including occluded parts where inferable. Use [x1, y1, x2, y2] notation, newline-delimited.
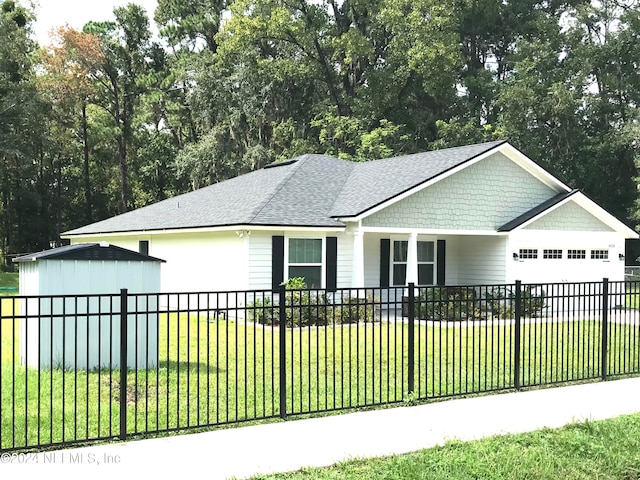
[1, 279, 639, 452]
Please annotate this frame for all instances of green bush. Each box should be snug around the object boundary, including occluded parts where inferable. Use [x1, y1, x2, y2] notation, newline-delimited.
[416, 287, 480, 321]
[482, 285, 545, 319]
[247, 296, 276, 325]
[522, 285, 546, 317]
[247, 277, 380, 327]
[335, 296, 380, 324]
[484, 287, 514, 319]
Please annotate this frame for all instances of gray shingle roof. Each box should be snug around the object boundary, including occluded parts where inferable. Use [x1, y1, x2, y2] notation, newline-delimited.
[64, 141, 507, 235]
[330, 140, 506, 217]
[497, 189, 580, 232]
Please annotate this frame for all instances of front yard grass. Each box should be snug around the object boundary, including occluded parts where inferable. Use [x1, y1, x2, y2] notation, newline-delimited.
[1, 309, 640, 451]
[0, 272, 18, 296]
[249, 413, 640, 479]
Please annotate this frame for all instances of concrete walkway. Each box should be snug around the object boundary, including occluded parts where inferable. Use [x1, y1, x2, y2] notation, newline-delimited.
[2, 378, 640, 480]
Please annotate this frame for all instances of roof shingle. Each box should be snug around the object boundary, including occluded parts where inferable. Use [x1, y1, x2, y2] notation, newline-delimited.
[64, 140, 508, 235]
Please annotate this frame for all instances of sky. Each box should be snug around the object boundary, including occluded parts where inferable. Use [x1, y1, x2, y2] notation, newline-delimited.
[29, 0, 159, 45]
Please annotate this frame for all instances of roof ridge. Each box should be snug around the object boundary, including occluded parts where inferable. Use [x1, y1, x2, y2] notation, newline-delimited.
[326, 158, 358, 215]
[246, 154, 310, 223]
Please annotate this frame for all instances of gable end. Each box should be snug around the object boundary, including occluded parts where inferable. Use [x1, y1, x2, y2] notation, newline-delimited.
[524, 202, 614, 232]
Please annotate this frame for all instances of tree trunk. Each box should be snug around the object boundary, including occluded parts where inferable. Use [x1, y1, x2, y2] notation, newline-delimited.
[82, 102, 93, 222]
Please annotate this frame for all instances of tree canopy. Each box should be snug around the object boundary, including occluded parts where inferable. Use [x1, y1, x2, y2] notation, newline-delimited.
[1, 0, 639, 266]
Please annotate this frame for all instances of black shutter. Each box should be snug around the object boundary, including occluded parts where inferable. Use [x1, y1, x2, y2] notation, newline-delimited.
[380, 239, 390, 287]
[272, 235, 285, 291]
[326, 236, 337, 292]
[437, 239, 446, 286]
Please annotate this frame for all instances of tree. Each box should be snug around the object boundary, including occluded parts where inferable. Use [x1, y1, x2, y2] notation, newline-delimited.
[0, 0, 52, 265]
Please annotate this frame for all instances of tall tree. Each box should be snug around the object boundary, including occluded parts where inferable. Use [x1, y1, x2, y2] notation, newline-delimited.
[82, 4, 154, 213]
[0, 0, 51, 265]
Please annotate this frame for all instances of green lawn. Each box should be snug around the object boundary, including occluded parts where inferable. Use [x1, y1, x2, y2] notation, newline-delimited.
[249, 413, 640, 479]
[0, 271, 18, 296]
[1, 311, 640, 451]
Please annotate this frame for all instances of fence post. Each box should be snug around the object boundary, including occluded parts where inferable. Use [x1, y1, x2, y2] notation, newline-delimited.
[278, 283, 287, 420]
[407, 283, 415, 396]
[601, 278, 609, 381]
[514, 280, 522, 391]
[119, 288, 128, 441]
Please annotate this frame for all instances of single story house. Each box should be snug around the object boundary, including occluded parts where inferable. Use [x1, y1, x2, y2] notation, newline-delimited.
[63, 141, 638, 294]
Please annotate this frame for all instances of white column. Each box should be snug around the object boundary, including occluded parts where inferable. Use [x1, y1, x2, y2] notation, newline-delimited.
[351, 230, 365, 288]
[406, 232, 418, 285]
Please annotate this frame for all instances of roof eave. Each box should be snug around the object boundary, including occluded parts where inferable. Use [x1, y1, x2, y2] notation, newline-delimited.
[62, 222, 347, 238]
[502, 191, 639, 238]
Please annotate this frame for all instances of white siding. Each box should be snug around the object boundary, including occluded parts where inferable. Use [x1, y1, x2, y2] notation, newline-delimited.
[363, 233, 383, 287]
[442, 235, 460, 285]
[248, 232, 273, 290]
[456, 236, 507, 285]
[336, 232, 353, 288]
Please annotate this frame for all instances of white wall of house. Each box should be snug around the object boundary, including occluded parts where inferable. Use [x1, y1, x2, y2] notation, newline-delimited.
[247, 231, 272, 290]
[456, 236, 507, 285]
[506, 230, 625, 283]
[363, 232, 383, 287]
[247, 230, 352, 290]
[336, 231, 353, 288]
[70, 232, 248, 293]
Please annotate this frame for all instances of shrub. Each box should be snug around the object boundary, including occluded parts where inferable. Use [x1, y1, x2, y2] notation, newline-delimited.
[416, 287, 480, 321]
[247, 296, 276, 325]
[247, 277, 380, 327]
[482, 285, 545, 319]
[484, 287, 514, 319]
[522, 285, 545, 317]
[335, 296, 380, 324]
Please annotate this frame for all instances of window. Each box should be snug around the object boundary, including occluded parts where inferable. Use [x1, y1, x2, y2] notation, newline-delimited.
[392, 240, 435, 286]
[567, 249, 586, 259]
[138, 240, 149, 255]
[591, 249, 609, 260]
[543, 249, 562, 259]
[519, 249, 538, 259]
[288, 238, 323, 288]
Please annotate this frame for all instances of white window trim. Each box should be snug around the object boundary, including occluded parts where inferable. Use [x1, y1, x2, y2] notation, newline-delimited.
[284, 236, 326, 288]
[390, 236, 436, 286]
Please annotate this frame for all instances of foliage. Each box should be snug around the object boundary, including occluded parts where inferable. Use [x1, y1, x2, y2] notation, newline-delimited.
[416, 287, 480, 321]
[521, 286, 546, 318]
[248, 278, 379, 327]
[2, 0, 640, 261]
[484, 287, 514, 319]
[484, 285, 546, 319]
[334, 296, 380, 324]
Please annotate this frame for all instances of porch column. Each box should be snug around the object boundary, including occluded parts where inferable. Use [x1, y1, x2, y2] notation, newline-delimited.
[351, 230, 365, 288]
[406, 232, 418, 285]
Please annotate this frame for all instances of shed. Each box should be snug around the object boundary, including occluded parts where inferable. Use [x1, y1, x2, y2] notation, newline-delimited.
[14, 242, 165, 370]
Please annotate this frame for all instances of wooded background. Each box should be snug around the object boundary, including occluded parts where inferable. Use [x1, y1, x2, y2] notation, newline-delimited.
[1, 0, 639, 266]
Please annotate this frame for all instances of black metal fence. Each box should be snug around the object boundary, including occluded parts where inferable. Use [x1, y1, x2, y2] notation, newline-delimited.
[1, 279, 639, 452]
